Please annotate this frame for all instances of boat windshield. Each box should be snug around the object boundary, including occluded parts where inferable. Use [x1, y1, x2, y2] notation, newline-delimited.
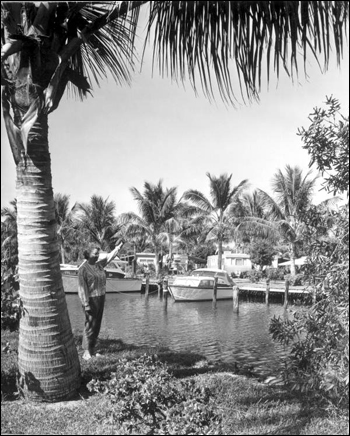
[189, 270, 235, 285]
[190, 270, 226, 278]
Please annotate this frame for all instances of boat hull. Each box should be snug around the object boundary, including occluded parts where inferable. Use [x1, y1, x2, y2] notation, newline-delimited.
[168, 284, 233, 301]
[61, 270, 142, 293]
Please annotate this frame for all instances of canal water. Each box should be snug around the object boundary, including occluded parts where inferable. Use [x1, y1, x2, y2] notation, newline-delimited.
[66, 292, 290, 378]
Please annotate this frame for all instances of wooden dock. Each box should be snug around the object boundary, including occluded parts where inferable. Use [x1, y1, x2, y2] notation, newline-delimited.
[234, 279, 310, 294]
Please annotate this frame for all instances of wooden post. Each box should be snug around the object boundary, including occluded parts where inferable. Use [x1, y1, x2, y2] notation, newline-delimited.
[232, 285, 239, 313]
[132, 245, 137, 277]
[212, 276, 218, 306]
[284, 278, 289, 308]
[265, 278, 270, 305]
[145, 273, 150, 296]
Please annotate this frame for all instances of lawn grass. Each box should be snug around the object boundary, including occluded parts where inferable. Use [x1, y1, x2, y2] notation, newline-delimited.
[1, 330, 349, 435]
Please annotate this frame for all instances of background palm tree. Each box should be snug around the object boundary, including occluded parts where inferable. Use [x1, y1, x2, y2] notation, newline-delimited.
[1, 199, 18, 274]
[238, 191, 267, 220]
[54, 193, 76, 264]
[233, 190, 271, 250]
[120, 180, 184, 278]
[1, 1, 348, 402]
[239, 165, 318, 275]
[184, 173, 249, 269]
[73, 195, 121, 251]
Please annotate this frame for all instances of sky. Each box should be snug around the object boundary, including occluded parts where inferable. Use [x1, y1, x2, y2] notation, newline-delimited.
[1, 16, 349, 216]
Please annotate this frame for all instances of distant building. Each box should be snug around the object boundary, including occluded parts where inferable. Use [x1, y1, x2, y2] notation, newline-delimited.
[207, 251, 252, 275]
[136, 252, 157, 267]
[163, 253, 189, 272]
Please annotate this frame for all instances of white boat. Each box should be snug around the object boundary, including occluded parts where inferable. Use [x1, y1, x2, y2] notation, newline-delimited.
[168, 268, 236, 301]
[60, 261, 142, 293]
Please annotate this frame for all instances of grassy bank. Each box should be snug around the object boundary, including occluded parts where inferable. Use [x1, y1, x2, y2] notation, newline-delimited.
[1, 330, 348, 435]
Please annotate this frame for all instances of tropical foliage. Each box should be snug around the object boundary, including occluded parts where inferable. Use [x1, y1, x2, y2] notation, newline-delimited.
[1, 1, 348, 402]
[54, 193, 76, 263]
[1, 200, 18, 274]
[270, 101, 349, 406]
[183, 173, 249, 269]
[247, 239, 277, 270]
[145, 1, 348, 104]
[87, 354, 221, 435]
[119, 180, 186, 277]
[298, 96, 349, 197]
[73, 195, 121, 252]
[239, 165, 317, 275]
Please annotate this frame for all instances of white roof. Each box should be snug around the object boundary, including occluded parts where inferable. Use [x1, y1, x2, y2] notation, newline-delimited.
[223, 253, 250, 258]
[278, 256, 308, 266]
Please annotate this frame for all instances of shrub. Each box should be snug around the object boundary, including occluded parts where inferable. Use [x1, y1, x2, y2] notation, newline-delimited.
[246, 270, 263, 283]
[87, 354, 221, 434]
[266, 268, 285, 281]
[284, 273, 304, 286]
[1, 271, 20, 331]
[270, 205, 349, 406]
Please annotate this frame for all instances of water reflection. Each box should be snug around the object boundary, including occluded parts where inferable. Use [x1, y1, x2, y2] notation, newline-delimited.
[67, 293, 289, 377]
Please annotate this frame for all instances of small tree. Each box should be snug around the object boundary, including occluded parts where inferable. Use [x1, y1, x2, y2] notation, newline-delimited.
[247, 239, 277, 270]
[298, 96, 349, 197]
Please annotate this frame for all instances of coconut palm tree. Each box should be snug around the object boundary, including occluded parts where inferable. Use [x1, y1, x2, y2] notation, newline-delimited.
[239, 191, 267, 220]
[1, 1, 348, 402]
[54, 193, 76, 264]
[240, 165, 318, 275]
[120, 180, 185, 278]
[73, 195, 121, 251]
[233, 190, 278, 249]
[183, 173, 249, 269]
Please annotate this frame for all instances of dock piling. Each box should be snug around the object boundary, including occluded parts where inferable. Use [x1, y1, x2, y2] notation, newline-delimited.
[265, 278, 270, 305]
[284, 279, 289, 308]
[162, 277, 169, 303]
[233, 285, 239, 313]
[145, 273, 150, 296]
[212, 276, 218, 306]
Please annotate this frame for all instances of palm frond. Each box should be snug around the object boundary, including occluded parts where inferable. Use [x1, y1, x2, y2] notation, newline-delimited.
[146, 1, 349, 104]
[183, 189, 213, 213]
[236, 216, 279, 240]
[257, 188, 285, 220]
[228, 179, 250, 203]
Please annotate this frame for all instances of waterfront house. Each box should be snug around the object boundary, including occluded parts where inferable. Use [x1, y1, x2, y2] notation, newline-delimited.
[207, 251, 252, 276]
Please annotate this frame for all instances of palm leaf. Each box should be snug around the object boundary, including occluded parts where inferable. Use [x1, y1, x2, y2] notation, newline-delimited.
[145, 1, 349, 104]
[183, 189, 213, 213]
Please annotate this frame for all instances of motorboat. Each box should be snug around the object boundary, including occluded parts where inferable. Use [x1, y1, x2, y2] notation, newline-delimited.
[60, 260, 142, 293]
[168, 268, 236, 301]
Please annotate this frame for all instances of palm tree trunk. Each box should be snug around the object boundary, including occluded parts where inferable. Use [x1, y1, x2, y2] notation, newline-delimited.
[16, 114, 81, 402]
[169, 237, 173, 260]
[60, 240, 66, 264]
[154, 246, 161, 279]
[133, 245, 137, 276]
[217, 239, 223, 269]
[289, 242, 296, 277]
